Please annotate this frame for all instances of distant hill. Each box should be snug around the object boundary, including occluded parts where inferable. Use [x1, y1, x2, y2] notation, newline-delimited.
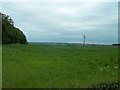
[1, 12, 28, 44]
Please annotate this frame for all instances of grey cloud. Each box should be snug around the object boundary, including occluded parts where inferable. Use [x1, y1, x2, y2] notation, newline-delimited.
[1, 2, 118, 44]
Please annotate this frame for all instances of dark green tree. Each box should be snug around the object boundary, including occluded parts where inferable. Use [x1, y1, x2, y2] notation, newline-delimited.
[1, 12, 28, 44]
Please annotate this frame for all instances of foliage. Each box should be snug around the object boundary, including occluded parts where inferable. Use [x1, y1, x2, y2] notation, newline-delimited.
[91, 81, 119, 90]
[1, 12, 28, 44]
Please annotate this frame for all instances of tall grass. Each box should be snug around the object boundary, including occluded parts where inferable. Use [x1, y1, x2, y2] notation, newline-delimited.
[2, 44, 118, 88]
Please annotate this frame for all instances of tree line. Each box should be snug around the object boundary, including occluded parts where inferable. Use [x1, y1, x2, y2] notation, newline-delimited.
[0, 12, 28, 44]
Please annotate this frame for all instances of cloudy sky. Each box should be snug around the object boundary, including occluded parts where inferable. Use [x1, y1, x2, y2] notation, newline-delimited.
[0, 0, 118, 44]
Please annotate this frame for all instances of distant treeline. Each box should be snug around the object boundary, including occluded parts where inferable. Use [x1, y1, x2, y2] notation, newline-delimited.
[112, 44, 120, 46]
[1, 12, 28, 44]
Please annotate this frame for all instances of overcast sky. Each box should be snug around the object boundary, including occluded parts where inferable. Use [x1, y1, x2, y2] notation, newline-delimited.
[0, 0, 118, 44]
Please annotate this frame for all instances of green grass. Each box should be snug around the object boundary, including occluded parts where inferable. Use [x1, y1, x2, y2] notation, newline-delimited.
[2, 44, 118, 88]
[0, 45, 2, 89]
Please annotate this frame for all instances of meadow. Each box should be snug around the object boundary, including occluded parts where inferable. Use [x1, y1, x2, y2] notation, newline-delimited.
[0, 45, 2, 89]
[2, 44, 118, 88]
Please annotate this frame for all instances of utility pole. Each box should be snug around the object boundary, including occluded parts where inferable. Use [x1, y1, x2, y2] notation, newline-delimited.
[83, 35, 86, 45]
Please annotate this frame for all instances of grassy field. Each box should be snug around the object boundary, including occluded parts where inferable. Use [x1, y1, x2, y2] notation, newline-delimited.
[0, 45, 2, 89]
[2, 44, 118, 88]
